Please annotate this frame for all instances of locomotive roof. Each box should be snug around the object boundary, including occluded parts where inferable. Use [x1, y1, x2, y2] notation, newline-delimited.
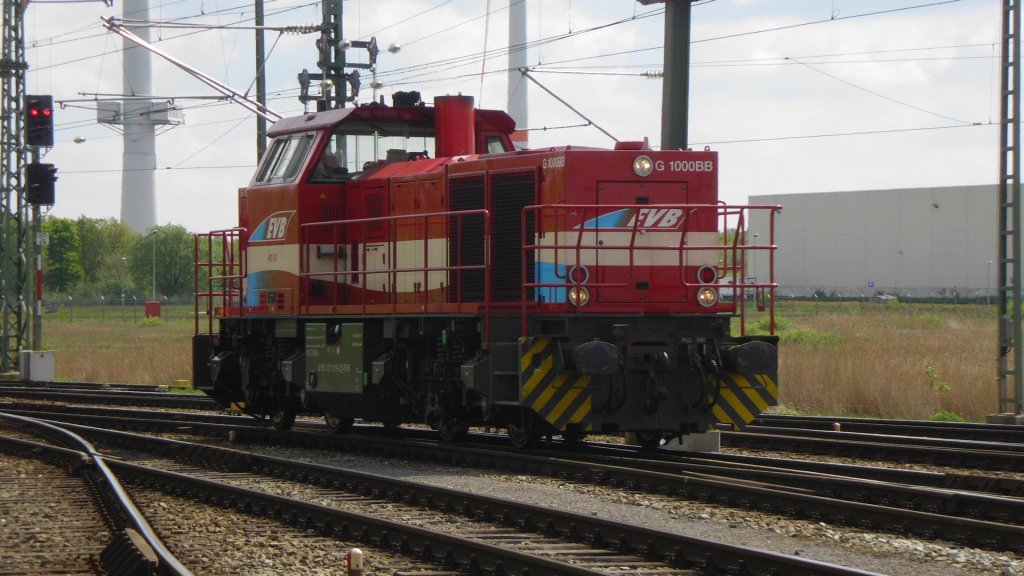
[268, 104, 516, 138]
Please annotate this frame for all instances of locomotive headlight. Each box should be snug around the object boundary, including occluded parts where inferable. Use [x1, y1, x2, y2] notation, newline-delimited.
[696, 265, 718, 284]
[632, 155, 654, 177]
[568, 286, 590, 306]
[697, 287, 718, 307]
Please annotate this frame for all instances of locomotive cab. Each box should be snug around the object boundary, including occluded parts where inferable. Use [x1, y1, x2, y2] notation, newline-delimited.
[194, 92, 781, 449]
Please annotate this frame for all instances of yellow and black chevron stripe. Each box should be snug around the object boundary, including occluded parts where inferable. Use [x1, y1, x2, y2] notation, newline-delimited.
[710, 372, 778, 428]
[519, 337, 594, 431]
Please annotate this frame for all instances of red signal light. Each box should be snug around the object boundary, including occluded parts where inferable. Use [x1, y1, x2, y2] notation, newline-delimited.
[25, 95, 54, 147]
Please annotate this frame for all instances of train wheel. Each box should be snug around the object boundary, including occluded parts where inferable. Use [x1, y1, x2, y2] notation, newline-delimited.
[436, 417, 469, 443]
[508, 413, 542, 449]
[324, 413, 354, 434]
[633, 430, 663, 450]
[270, 404, 296, 430]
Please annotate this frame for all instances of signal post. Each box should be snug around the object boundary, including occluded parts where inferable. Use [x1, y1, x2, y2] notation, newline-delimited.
[22, 95, 56, 381]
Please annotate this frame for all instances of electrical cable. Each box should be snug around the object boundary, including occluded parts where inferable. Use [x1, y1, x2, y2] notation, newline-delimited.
[786, 56, 974, 125]
[376, 0, 965, 89]
[30, 1, 317, 72]
[691, 122, 988, 147]
[356, 0, 455, 40]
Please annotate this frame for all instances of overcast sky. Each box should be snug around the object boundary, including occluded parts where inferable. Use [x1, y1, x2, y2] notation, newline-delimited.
[23, 0, 999, 233]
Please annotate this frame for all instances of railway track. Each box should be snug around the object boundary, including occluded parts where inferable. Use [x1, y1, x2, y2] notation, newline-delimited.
[1, 380, 172, 393]
[0, 383, 218, 411]
[0, 413, 877, 576]
[0, 413, 191, 576]
[719, 427, 1024, 470]
[752, 414, 1024, 444]
[5, 384, 1024, 471]
[0, 447, 109, 575]
[6, 403, 1024, 558]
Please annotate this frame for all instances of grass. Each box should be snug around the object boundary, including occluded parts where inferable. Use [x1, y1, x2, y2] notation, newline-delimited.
[36, 301, 1003, 422]
[748, 300, 997, 422]
[42, 304, 195, 387]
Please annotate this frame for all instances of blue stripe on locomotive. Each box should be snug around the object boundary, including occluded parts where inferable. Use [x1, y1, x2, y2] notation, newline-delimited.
[534, 261, 567, 304]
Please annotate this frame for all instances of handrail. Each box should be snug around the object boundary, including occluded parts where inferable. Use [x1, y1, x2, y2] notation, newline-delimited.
[194, 227, 246, 336]
[300, 209, 492, 346]
[520, 203, 782, 336]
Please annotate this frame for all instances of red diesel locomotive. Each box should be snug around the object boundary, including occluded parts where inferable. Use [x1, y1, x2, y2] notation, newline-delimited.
[193, 92, 780, 448]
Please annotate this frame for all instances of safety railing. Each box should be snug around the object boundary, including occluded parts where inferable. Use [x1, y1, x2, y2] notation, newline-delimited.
[194, 228, 246, 336]
[520, 203, 782, 336]
[300, 209, 492, 345]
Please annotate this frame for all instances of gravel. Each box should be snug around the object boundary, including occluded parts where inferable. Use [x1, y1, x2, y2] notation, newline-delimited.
[4, 410, 1024, 575]
[214, 439, 1024, 576]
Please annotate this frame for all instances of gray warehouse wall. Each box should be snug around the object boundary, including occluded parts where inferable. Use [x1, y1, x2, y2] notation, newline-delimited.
[750, 186, 996, 298]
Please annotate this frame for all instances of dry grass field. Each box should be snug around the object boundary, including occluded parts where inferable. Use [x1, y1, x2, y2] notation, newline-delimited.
[755, 301, 997, 422]
[42, 303, 194, 385]
[39, 300, 1000, 422]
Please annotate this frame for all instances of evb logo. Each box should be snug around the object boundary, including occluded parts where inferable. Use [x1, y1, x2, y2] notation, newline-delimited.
[251, 211, 295, 242]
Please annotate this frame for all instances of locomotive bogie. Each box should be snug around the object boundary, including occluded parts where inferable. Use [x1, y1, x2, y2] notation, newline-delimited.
[193, 310, 777, 441]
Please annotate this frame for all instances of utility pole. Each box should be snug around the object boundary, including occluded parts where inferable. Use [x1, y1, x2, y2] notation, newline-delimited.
[298, 0, 347, 111]
[296, 1, 378, 111]
[638, 0, 701, 151]
[995, 0, 1024, 422]
[255, 0, 267, 159]
[1, 0, 29, 373]
[325, 0, 345, 110]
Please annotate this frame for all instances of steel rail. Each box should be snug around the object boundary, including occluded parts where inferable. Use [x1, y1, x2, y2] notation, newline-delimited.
[753, 414, 1024, 444]
[14, 399, 1019, 496]
[7, 401, 1024, 499]
[0, 387, 219, 409]
[45, 418, 880, 576]
[738, 425, 1024, 453]
[0, 412, 193, 576]
[14, 409, 1024, 555]
[721, 429, 1024, 471]
[0, 379, 169, 392]
[5, 400, 1020, 499]
[588, 441, 1024, 497]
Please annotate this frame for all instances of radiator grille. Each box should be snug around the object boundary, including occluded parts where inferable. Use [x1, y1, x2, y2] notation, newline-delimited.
[491, 172, 536, 302]
[449, 176, 486, 302]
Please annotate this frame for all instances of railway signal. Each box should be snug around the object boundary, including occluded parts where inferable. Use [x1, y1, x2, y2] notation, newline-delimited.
[26, 162, 57, 206]
[24, 95, 54, 148]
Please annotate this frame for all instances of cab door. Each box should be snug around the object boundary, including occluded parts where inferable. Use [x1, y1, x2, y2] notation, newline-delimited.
[595, 181, 688, 303]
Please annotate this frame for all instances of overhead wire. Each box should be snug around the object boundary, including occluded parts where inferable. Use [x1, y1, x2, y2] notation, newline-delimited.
[29, 0, 318, 72]
[786, 56, 974, 125]
[356, 0, 455, 40]
[41, 0, 985, 175]
[691, 122, 989, 147]
[27, 0, 293, 49]
[373, 0, 964, 91]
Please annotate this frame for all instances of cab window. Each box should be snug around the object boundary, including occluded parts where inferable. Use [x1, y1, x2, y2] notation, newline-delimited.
[256, 133, 314, 184]
[320, 123, 435, 175]
[486, 135, 509, 153]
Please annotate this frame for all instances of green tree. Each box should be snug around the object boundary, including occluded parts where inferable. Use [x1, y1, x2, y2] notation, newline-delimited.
[130, 225, 196, 298]
[74, 216, 105, 284]
[44, 217, 83, 292]
[71, 217, 139, 299]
